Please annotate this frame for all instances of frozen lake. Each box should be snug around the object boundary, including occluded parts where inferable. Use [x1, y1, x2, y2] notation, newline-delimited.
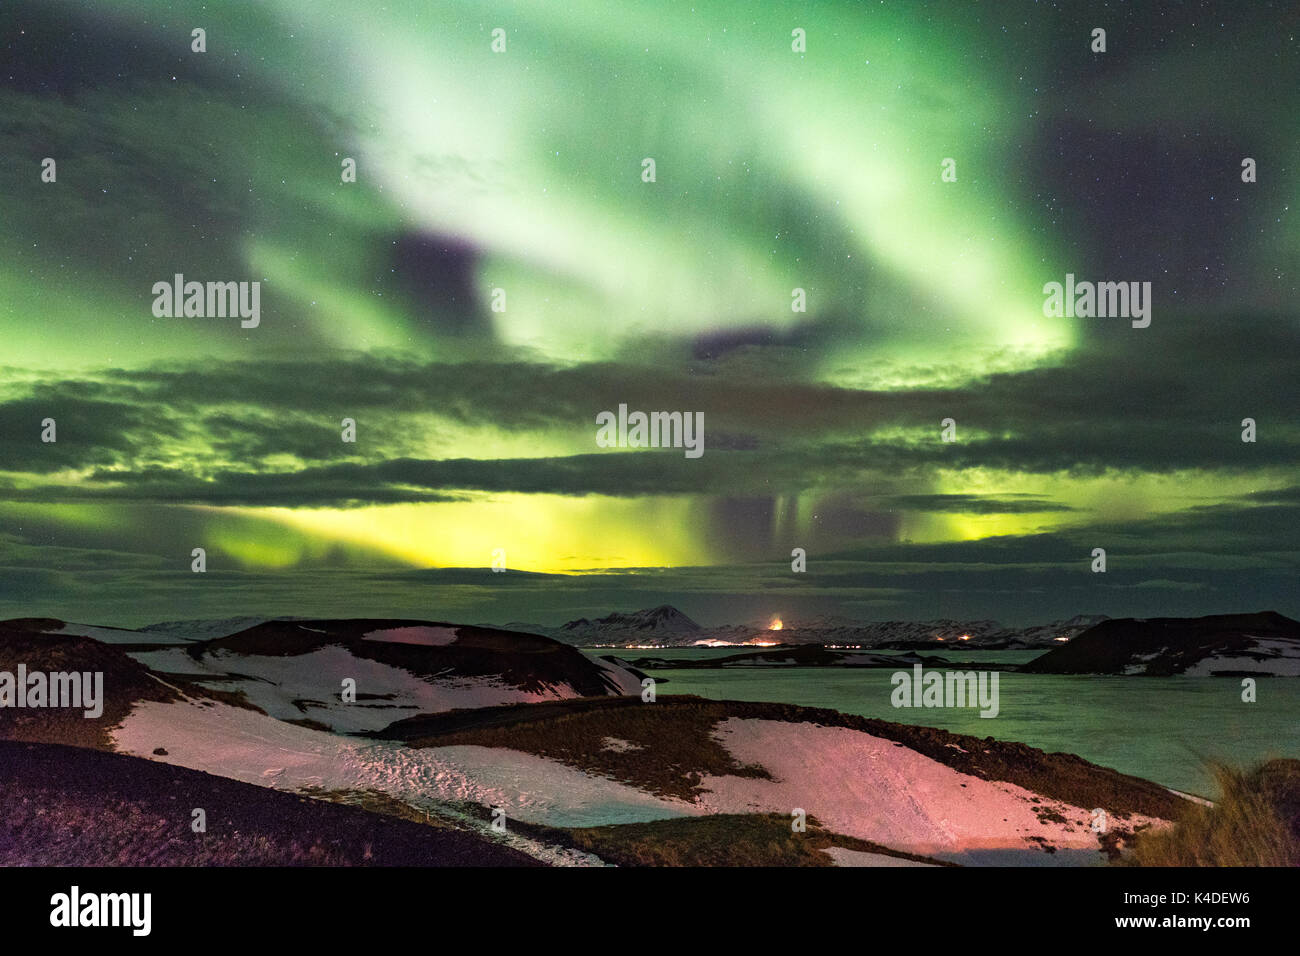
[585, 648, 1297, 796]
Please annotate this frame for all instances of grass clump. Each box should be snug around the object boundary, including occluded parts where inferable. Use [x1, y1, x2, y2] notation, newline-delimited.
[1123, 759, 1300, 866]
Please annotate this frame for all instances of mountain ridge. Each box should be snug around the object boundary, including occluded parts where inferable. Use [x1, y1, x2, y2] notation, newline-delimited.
[519, 606, 1110, 648]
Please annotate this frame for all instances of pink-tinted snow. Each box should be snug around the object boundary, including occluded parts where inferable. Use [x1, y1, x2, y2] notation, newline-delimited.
[694, 717, 1165, 866]
[361, 626, 460, 647]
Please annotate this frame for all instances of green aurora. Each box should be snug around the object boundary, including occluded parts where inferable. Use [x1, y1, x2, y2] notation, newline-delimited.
[0, 0, 1295, 626]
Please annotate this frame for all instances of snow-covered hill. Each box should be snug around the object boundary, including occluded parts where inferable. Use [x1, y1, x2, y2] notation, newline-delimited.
[138, 618, 644, 732]
[0, 616, 1195, 866]
[106, 692, 1181, 866]
[548, 605, 702, 643]
[2, 617, 644, 735]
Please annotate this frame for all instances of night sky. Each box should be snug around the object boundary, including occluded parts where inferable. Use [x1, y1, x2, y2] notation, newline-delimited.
[0, 1, 1295, 626]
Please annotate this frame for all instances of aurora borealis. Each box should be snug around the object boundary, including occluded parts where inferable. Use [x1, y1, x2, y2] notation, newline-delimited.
[0, 0, 1295, 626]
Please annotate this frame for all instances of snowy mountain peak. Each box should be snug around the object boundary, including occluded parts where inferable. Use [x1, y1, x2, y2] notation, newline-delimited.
[560, 605, 701, 634]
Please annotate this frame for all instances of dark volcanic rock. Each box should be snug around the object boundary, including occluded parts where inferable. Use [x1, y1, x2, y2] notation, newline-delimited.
[0, 740, 539, 866]
[1020, 612, 1300, 676]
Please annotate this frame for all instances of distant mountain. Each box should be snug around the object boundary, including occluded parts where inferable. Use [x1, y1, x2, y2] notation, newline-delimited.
[526, 607, 1106, 648]
[620, 645, 956, 670]
[552, 605, 702, 643]
[1020, 612, 1300, 676]
[1013, 614, 1111, 646]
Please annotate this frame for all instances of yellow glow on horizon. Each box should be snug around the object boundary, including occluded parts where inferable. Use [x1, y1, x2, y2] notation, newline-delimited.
[898, 468, 1298, 544]
[225, 494, 711, 571]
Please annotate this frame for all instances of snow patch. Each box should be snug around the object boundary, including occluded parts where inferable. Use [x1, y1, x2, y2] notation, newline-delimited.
[1121, 650, 1166, 675]
[110, 698, 693, 854]
[1181, 638, 1300, 677]
[125, 647, 214, 673]
[362, 626, 460, 647]
[591, 657, 644, 696]
[135, 617, 285, 642]
[189, 645, 576, 732]
[49, 623, 149, 645]
[822, 846, 936, 867]
[694, 717, 1158, 866]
